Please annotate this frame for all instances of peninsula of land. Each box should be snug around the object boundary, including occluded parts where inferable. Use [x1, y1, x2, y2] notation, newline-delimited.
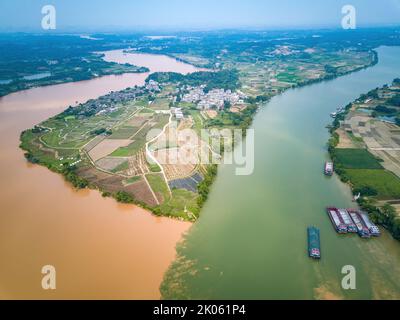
[20, 32, 379, 221]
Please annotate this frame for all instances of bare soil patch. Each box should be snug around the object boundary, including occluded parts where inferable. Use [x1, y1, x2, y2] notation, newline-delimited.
[88, 139, 132, 162]
[95, 157, 127, 171]
[205, 110, 218, 119]
[336, 128, 355, 148]
[127, 116, 148, 127]
[77, 166, 158, 206]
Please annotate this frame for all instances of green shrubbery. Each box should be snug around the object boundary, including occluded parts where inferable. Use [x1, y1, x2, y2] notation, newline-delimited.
[354, 186, 378, 197]
[114, 191, 135, 204]
[358, 199, 400, 240]
[61, 165, 88, 189]
[24, 152, 39, 164]
[90, 128, 112, 136]
[197, 165, 218, 207]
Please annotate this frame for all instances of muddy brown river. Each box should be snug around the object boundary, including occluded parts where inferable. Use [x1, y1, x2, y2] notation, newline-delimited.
[0, 51, 200, 299]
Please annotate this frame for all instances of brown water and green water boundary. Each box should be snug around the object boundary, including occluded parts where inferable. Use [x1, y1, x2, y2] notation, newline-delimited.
[1, 47, 400, 299]
[161, 46, 400, 300]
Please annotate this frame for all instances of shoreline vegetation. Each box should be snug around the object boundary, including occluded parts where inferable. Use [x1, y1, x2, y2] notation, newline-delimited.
[16, 32, 387, 222]
[20, 57, 377, 222]
[0, 56, 149, 97]
[20, 136, 219, 222]
[0, 34, 150, 97]
[328, 79, 400, 241]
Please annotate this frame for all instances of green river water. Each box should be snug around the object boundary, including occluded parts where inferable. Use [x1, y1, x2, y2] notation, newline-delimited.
[161, 46, 400, 300]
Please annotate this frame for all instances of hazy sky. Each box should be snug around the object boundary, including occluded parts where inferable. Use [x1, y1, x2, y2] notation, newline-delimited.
[1, 0, 400, 32]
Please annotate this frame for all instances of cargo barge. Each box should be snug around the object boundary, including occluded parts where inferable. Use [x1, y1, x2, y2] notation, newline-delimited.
[324, 162, 334, 176]
[307, 226, 321, 259]
[347, 209, 371, 238]
[325, 207, 380, 239]
[338, 209, 358, 233]
[360, 212, 380, 237]
[326, 207, 348, 233]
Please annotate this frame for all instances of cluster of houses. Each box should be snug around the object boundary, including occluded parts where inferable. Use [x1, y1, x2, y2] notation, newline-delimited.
[145, 80, 161, 92]
[86, 87, 145, 116]
[171, 107, 184, 120]
[181, 86, 246, 110]
[271, 45, 297, 56]
[85, 82, 160, 117]
[96, 106, 119, 116]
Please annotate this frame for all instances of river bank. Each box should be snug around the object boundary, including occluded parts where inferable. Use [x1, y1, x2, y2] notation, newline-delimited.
[22, 47, 378, 221]
[0, 48, 149, 98]
[0, 53, 201, 299]
[327, 79, 400, 241]
[160, 46, 400, 300]
[1, 46, 398, 299]
[18, 49, 214, 221]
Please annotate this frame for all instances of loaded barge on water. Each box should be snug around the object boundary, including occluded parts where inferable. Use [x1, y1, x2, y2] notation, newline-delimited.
[324, 162, 334, 176]
[347, 209, 371, 238]
[307, 226, 321, 259]
[360, 212, 381, 237]
[338, 208, 358, 233]
[326, 207, 380, 238]
[326, 207, 347, 233]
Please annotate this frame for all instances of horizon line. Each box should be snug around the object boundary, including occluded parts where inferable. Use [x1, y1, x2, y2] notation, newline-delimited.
[1, 23, 400, 35]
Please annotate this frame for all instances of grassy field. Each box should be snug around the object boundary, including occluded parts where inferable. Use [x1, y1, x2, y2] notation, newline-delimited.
[276, 72, 300, 84]
[110, 115, 169, 157]
[152, 114, 170, 130]
[110, 126, 149, 157]
[111, 160, 129, 173]
[146, 173, 171, 202]
[152, 98, 170, 110]
[108, 126, 138, 139]
[20, 130, 81, 169]
[334, 148, 383, 169]
[123, 176, 142, 185]
[158, 189, 200, 219]
[134, 98, 149, 107]
[346, 169, 400, 199]
[145, 173, 200, 219]
[139, 109, 155, 115]
[189, 110, 203, 134]
[38, 102, 138, 150]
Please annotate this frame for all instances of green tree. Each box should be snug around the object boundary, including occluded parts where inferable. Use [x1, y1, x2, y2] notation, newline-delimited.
[114, 191, 135, 204]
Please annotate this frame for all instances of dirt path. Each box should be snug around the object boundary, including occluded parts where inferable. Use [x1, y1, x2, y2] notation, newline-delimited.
[146, 112, 173, 196]
[143, 174, 160, 205]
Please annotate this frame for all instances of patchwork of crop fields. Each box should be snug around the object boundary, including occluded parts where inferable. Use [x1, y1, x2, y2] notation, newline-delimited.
[334, 148, 400, 200]
[21, 89, 207, 220]
[334, 148, 383, 169]
[19, 40, 378, 221]
[236, 49, 373, 97]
